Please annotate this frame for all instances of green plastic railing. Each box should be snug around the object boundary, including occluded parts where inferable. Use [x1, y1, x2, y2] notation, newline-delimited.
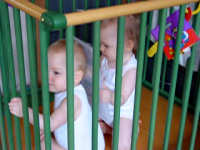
[0, 2, 21, 150]
[0, 36, 8, 150]
[189, 75, 200, 150]
[92, 1, 100, 150]
[39, 22, 51, 150]
[112, 16, 125, 150]
[25, 12, 41, 150]
[131, 12, 147, 150]
[13, 6, 34, 150]
[92, 21, 101, 150]
[148, 8, 167, 150]
[177, 9, 200, 150]
[163, 5, 186, 150]
[143, 11, 153, 82]
[83, 0, 89, 41]
[0, 30, 12, 150]
[59, 0, 64, 38]
[66, 26, 75, 150]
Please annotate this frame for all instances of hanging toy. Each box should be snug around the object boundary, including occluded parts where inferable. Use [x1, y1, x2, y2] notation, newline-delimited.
[148, 6, 200, 60]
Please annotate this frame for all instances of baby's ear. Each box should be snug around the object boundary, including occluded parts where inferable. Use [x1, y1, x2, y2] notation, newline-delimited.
[75, 70, 84, 85]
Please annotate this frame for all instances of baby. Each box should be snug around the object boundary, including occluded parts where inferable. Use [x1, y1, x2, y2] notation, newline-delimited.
[99, 15, 140, 150]
[9, 39, 105, 150]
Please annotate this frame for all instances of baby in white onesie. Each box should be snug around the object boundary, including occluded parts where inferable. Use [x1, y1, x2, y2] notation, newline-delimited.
[99, 15, 140, 150]
[9, 39, 105, 150]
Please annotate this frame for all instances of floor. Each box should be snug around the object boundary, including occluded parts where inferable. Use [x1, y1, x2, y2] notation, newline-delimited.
[2, 87, 200, 150]
[104, 87, 200, 150]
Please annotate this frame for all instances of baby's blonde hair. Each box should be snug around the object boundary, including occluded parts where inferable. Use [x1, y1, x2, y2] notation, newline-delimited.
[101, 15, 140, 53]
[48, 39, 87, 75]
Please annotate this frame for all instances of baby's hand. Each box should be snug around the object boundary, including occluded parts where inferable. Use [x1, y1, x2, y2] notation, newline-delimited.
[8, 98, 23, 117]
[100, 88, 113, 104]
[100, 82, 114, 104]
[40, 130, 45, 141]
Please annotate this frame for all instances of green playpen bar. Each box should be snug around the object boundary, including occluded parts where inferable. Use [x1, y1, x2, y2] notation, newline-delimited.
[147, 8, 167, 150]
[26, 11, 41, 150]
[177, 9, 200, 150]
[162, 5, 186, 150]
[0, 35, 8, 150]
[1, 0, 200, 150]
[131, 12, 147, 150]
[0, 2, 23, 150]
[39, 22, 51, 150]
[190, 75, 200, 150]
[92, 21, 101, 150]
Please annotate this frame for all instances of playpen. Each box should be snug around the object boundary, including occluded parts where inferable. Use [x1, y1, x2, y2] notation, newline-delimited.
[0, 0, 200, 150]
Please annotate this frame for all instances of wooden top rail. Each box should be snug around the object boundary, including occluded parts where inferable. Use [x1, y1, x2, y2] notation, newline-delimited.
[65, 0, 199, 26]
[4, 0, 199, 26]
[4, 0, 46, 20]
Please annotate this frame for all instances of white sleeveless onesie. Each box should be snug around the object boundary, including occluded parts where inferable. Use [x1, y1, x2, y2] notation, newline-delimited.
[54, 84, 105, 150]
[99, 55, 137, 127]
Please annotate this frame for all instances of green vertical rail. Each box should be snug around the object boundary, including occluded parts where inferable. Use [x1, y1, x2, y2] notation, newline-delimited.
[31, 0, 37, 44]
[84, 0, 88, 9]
[131, 12, 147, 150]
[189, 78, 200, 150]
[95, 0, 100, 8]
[161, 57, 167, 90]
[72, 0, 76, 11]
[0, 29, 13, 150]
[92, 21, 101, 150]
[163, 5, 186, 150]
[59, 0, 64, 38]
[107, 0, 111, 6]
[30, 0, 37, 53]
[0, 143, 2, 150]
[0, 3, 20, 150]
[112, 16, 125, 150]
[26, 13, 41, 150]
[143, 11, 153, 82]
[39, 22, 51, 150]
[170, 7, 175, 14]
[0, 95, 7, 150]
[92, 1, 100, 150]
[83, 0, 88, 41]
[117, 0, 122, 5]
[13, 8, 33, 150]
[66, 26, 75, 150]
[148, 8, 167, 150]
[45, 0, 49, 9]
[160, 9, 170, 92]
[177, 11, 200, 150]
[0, 37, 8, 150]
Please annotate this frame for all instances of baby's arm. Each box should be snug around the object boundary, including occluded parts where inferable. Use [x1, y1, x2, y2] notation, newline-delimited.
[121, 68, 136, 104]
[9, 96, 81, 132]
[49, 95, 81, 131]
[100, 68, 136, 105]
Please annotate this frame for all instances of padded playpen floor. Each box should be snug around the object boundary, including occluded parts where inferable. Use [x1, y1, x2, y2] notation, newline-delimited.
[2, 87, 200, 150]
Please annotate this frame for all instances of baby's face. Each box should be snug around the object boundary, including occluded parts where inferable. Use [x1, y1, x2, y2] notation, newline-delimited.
[100, 23, 118, 62]
[48, 51, 66, 93]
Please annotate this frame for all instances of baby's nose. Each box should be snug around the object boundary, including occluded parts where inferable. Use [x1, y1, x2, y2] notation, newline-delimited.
[48, 73, 53, 83]
[100, 45, 105, 52]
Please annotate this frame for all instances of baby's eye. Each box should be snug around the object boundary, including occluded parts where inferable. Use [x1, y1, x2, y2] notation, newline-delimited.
[54, 71, 60, 75]
[104, 44, 109, 48]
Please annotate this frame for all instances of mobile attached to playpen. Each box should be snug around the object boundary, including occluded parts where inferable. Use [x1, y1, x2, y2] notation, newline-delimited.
[148, 5, 200, 60]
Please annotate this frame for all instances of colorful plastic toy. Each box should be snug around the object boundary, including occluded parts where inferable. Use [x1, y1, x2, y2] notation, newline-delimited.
[148, 8, 200, 60]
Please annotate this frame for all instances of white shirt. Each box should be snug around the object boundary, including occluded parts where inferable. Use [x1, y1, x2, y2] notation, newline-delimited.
[54, 84, 105, 150]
